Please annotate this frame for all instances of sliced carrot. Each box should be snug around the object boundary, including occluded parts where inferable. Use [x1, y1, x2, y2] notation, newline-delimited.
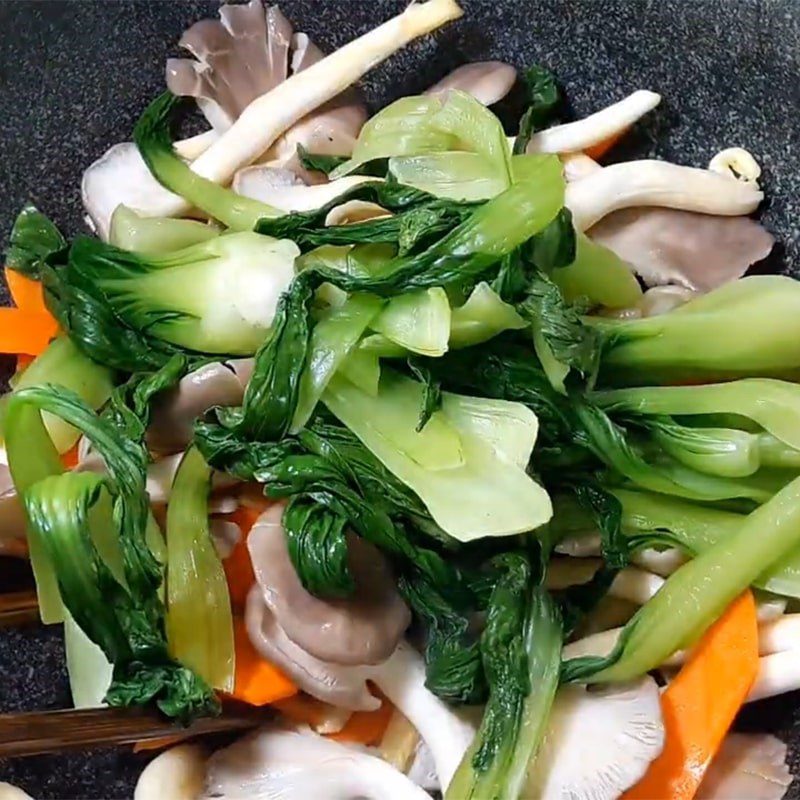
[329, 698, 395, 746]
[623, 591, 759, 800]
[584, 128, 629, 161]
[229, 616, 297, 707]
[16, 353, 34, 371]
[220, 503, 267, 612]
[61, 443, 81, 469]
[275, 693, 339, 728]
[0, 307, 58, 356]
[5, 267, 48, 314]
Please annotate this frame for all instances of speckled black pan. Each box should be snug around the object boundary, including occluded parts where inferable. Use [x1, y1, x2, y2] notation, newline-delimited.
[0, 1, 798, 797]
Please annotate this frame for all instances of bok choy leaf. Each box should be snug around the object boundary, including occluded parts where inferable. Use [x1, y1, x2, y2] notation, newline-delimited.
[166, 447, 234, 693]
[562, 474, 800, 683]
[10, 384, 216, 718]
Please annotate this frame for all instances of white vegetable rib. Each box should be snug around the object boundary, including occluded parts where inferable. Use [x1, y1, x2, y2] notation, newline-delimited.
[157, 0, 463, 217]
[527, 90, 662, 154]
[566, 160, 764, 231]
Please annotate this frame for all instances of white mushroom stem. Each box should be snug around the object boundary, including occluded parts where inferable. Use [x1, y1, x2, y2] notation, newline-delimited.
[173, 129, 218, 160]
[546, 558, 664, 605]
[565, 613, 800, 670]
[368, 641, 476, 793]
[565, 160, 764, 231]
[233, 168, 377, 212]
[560, 151, 602, 181]
[708, 147, 762, 186]
[747, 649, 800, 703]
[526, 90, 662, 154]
[156, 0, 463, 217]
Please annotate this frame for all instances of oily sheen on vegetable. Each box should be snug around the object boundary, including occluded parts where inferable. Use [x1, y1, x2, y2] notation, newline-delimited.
[3, 1, 798, 798]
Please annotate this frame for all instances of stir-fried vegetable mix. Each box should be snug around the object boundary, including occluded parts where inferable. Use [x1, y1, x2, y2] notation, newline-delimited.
[3, 0, 798, 797]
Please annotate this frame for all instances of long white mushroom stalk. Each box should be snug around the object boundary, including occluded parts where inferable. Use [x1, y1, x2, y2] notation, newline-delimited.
[156, 0, 463, 218]
[527, 90, 662, 154]
[565, 160, 764, 231]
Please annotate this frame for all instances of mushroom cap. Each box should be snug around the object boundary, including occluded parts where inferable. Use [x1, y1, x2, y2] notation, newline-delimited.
[244, 586, 379, 710]
[247, 502, 411, 666]
[147, 362, 248, 454]
[134, 743, 207, 800]
[424, 61, 517, 106]
[590, 207, 775, 292]
[205, 725, 431, 799]
[697, 733, 791, 800]
[526, 677, 665, 800]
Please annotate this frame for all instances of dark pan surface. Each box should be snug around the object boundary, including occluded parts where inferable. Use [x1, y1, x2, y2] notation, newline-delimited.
[0, 1, 798, 796]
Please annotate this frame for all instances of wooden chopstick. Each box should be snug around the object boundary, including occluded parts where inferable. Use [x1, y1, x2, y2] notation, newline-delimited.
[0, 703, 268, 758]
[0, 590, 38, 627]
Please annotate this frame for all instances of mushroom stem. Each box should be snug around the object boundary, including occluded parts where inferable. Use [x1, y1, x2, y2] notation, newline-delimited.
[369, 641, 476, 792]
[747, 649, 800, 703]
[173, 129, 218, 160]
[566, 160, 764, 230]
[526, 90, 662, 154]
[156, 0, 463, 217]
[566, 613, 800, 671]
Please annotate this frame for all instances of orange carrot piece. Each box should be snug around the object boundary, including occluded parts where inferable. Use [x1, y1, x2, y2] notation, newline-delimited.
[274, 693, 335, 728]
[229, 616, 297, 706]
[623, 591, 759, 800]
[0, 307, 58, 355]
[61, 443, 81, 469]
[220, 504, 267, 612]
[5, 268, 48, 314]
[16, 353, 34, 371]
[584, 128, 629, 161]
[329, 698, 395, 746]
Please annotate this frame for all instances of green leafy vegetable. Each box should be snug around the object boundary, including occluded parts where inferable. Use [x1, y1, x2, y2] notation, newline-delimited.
[165, 447, 235, 692]
[296, 145, 351, 175]
[109, 205, 219, 254]
[6, 335, 114, 453]
[5, 205, 67, 279]
[61, 232, 298, 358]
[134, 92, 279, 230]
[593, 276, 800, 384]
[447, 559, 562, 800]
[11, 385, 216, 718]
[322, 370, 551, 540]
[563, 474, 800, 683]
[514, 65, 562, 155]
[372, 287, 452, 357]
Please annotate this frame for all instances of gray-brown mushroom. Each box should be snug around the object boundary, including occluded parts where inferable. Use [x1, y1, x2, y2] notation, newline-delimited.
[589, 207, 775, 291]
[247, 502, 411, 666]
[146, 361, 251, 454]
[245, 585, 380, 710]
[424, 61, 517, 106]
[166, 1, 294, 131]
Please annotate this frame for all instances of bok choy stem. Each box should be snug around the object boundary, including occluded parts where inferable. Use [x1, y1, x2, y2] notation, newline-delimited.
[166, 447, 235, 693]
[563, 474, 800, 683]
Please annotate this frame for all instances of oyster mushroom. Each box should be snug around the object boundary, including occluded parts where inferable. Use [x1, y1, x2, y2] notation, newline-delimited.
[134, 744, 206, 800]
[245, 586, 379, 711]
[589, 207, 775, 291]
[525, 678, 665, 800]
[156, 0, 463, 218]
[205, 725, 431, 800]
[525, 89, 661, 154]
[697, 733, 791, 800]
[232, 167, 375, 211]
[247, 502, 410, 666]
[147, 361, 251, 454]
[0, 785, 34, 800]
[424, 61, 517, 106]
[166, 2, 294, 132]
[566, 160, 764, 231]
[260, 33, 368, 183]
